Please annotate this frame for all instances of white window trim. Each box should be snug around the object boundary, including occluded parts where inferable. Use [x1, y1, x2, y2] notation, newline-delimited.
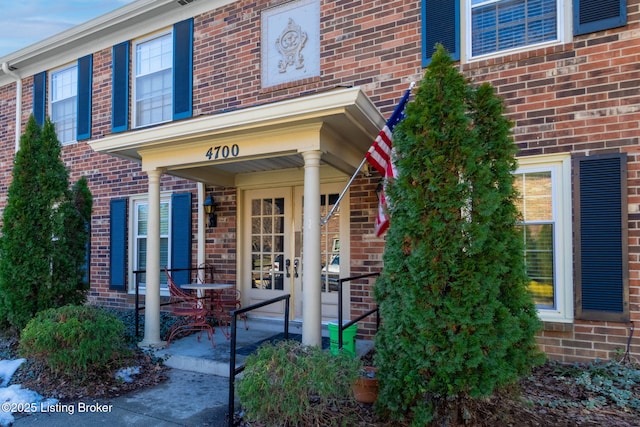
[132, 28, 174, 129]
[515, 153, 573, 323]
[128, 192, 173, 296]
[49, 63, 78, 145]
[463, 0, 571, 63]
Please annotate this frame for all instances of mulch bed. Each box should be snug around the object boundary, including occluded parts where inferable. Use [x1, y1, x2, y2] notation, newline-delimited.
[0, 332, 169, 402]
[11, 349, 169, 402]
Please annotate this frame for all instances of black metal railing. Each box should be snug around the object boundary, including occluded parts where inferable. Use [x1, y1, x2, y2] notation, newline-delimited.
[337, 272, 380, 350]
[227, 294, 291, 427]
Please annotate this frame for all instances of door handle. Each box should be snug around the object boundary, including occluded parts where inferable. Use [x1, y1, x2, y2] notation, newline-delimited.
[293, 259, 299, 278]
[285, 259, 291, 278]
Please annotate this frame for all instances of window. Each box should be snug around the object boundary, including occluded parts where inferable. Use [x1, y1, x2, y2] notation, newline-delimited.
[469, 0, 559, 58]
[50, 65, 78, 144]
[109, 192, 191, 292]
[111, 19, 193, 133]
[423, 1, 627, 64]
[133, 197, 171, 293]
[134, 32, 173, 127]
[34, 55, 92, 141]
[513, 154, 572, 322]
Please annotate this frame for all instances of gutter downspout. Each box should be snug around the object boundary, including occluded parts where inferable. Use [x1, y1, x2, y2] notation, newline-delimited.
[1, 62, 22, 152]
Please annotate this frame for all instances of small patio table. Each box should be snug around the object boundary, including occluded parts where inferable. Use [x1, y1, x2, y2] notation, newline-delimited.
[181, 283, 235, 337]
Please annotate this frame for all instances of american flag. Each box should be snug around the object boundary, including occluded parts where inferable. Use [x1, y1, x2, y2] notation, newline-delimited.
[365, 88, 412, 177]
[366, 87, 412, 236]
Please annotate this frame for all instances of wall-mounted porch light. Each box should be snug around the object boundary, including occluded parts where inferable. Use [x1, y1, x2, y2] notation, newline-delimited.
[203, 194, 217, 228]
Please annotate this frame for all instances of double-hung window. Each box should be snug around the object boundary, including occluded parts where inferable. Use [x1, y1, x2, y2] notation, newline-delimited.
[513, 154, 572, 322]
[112, 18, 193, 133]
[469, 0, 559, 58]
[133, 197, 171, 293]
[134, 32, 173, 128]
[422, 0, 626, 64]
[109, 193, 192, 293]
[37, 55, 92, 142]
[50, 65, 78, 144]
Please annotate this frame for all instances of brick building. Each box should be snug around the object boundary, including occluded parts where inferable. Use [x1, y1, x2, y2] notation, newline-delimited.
[0, 0, 638, 361]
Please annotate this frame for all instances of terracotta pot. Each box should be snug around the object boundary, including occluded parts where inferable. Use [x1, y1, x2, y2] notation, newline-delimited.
[352, 366, 379, 403]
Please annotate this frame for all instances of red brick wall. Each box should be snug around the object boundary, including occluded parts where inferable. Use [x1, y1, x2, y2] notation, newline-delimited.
[349, 173, 385, 338]
[192, 0, 423, 117]
[0, 83, 16, 209]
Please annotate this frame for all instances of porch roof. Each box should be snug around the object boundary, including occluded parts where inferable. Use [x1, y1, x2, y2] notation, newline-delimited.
[89, 86, 385, 187]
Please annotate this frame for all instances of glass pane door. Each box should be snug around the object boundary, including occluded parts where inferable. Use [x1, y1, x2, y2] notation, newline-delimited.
[244, 188, 291, 317]
[251, 197, 285, 291]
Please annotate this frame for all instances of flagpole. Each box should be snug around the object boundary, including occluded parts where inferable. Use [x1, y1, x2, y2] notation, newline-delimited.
[321, 82, 415, 226]
[321, 157, 367, 225]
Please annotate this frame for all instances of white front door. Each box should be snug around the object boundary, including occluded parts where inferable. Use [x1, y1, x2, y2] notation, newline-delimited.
[243, 188, 292, 318]
[243, 184, 350, 321]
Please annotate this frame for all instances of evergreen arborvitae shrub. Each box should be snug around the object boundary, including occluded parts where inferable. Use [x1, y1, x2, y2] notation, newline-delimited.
[51, 176, 93, 305]
[0, 116, 92, 330]
[19, 305, 132, 377]
[374, 45, 544, 425]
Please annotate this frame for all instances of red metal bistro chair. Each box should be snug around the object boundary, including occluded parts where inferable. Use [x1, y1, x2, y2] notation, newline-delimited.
[215, 288, 248, 338]
[165, 268, 215, 348]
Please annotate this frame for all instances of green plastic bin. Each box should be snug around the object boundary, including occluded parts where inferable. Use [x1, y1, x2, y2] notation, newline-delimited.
[328, 322, 357, 357]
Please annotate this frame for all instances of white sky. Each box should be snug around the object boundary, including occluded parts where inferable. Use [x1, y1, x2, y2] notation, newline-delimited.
[0, 0, 135, 57]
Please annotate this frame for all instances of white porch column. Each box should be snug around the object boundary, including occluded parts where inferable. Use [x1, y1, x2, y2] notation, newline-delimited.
[197, 182, 206, 267]
[139, 168, 166, 348]
[302, 150, 322, 347]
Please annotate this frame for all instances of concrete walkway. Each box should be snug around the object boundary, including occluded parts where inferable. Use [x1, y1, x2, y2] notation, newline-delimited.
[12, 369, 230, 427]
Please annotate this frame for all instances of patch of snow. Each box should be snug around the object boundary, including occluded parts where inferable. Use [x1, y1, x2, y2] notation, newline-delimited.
[115, 366, 141, 383]
[0, 359, 25, 388]
[0, 359, 58, 426]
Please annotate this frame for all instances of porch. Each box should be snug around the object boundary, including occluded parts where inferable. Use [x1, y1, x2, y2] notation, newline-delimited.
[90, 87, 386, 349]
[154, 317, 374, 377]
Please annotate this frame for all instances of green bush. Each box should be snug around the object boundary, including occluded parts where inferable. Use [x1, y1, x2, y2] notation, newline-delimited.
[19, 305, 132, 376]
[237, 340, 362, 426]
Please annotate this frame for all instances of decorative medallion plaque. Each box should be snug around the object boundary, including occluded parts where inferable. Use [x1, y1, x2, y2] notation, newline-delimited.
[262, 0, 320, 88]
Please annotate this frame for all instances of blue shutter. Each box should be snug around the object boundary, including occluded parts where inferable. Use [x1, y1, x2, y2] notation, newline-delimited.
[33, 71, 47, 126]
[422, 0, 460, 66]
[77, 54, 93, 140]
[171, 192, 192, 286]
[112, 41, 130, 133]
[110, 198, 128, 291]
[574, 0, 626, 36]
[173, 18, 193, 121]
[575, 154, 628, 321]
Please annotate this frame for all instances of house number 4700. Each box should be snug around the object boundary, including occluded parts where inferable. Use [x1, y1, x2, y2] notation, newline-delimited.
[205, 144, 239, 160]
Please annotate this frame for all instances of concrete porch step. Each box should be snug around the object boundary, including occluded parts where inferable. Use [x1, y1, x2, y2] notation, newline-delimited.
[153, 318, 373, 377]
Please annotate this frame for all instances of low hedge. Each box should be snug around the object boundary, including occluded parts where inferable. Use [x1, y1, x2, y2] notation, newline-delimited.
[19, 305, 132, 376]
